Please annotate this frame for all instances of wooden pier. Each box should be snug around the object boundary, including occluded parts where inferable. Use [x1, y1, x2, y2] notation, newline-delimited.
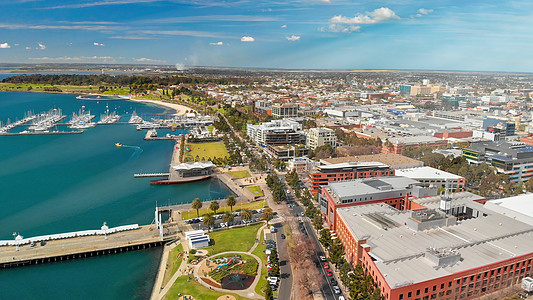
[0, 225, 168, 269]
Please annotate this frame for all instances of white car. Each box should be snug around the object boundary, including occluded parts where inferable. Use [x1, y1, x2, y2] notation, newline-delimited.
[320, 255, 327, 261]
[268, 277, 279, 283]
[338, 297, 345, 300]
[333, 286, 341, 294]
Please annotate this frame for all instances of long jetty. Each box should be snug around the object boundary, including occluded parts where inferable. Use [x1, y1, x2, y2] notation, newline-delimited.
[0, 225, 168, 269]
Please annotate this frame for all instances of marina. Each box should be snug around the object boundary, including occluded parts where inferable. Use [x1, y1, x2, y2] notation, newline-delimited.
[0, 92, 232, 299]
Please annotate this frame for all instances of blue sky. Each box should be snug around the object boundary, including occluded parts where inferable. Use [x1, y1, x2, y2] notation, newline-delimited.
[0, 0, 532, 71]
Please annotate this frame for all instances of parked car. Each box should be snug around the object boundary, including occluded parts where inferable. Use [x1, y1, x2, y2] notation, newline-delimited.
[319, 255, 326, 261]
[333, 286, 341, 294]
[338, 296, 345, 300]
[323, 262, 329, 269]
[326, 270, 333, 276]
[281, 234, 286, 239]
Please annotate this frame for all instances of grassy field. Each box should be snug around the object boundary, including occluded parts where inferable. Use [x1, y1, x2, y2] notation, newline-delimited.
[182, 200, 267, 220]
[162, 244, 184, 287]
[209, 223, 263, 255]
[252, 230, 268, 296]
[183, 142, 229, 162]
[228, 170, 251, 178]
[246, 185, 264, 197]
[165, 276, 246, 300]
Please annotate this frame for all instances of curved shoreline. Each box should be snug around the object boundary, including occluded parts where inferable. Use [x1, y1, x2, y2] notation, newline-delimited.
[127, 98, 195, 116]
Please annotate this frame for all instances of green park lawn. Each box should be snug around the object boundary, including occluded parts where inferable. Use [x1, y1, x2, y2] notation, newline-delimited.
[183, 142, 229, 162]
[209, 223, 263, 255]
[162, 244, 184, 287]
[228, 170, 251, 178]
[165, 276, 246, 300]
[246, 185, 264, 197]
[252, 231, 268, 296]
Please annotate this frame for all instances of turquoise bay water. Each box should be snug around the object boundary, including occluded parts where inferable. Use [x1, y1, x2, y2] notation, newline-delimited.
[0, 92, 232, 299]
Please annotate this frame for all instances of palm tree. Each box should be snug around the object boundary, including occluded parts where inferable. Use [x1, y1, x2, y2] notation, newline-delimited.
[226, 195, 236, 212]
[222, 212, 234, 229]
[192, 198, 202, 218]
[261, 208, 274, 225]
[209, 200, 220, 215]
[203, 214, 215, 232]
[241, 209, 252, 225]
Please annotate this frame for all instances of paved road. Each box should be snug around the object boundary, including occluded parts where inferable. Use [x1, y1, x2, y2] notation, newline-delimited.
[273, 223, 293, 300]
[286, 188, 344, 300]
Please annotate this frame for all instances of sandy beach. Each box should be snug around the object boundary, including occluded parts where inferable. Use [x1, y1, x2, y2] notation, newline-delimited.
[128, 98, 196, 116]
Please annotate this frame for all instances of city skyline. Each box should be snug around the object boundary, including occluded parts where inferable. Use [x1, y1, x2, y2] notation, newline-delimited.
[0, 0, 533, 72]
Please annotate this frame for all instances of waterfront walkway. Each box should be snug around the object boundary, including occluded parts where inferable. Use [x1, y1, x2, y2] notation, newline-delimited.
[0, 225, 163, 268]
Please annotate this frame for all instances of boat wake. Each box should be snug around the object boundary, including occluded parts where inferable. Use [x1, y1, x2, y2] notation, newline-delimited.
[121, 145, 144, 160]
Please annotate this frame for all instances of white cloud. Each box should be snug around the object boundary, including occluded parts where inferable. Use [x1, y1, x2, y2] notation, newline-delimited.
[209, 41, 223, 45]
[320, 24, 361, 33]
[241, 36, 255, 42]
[281, 24, 287, 28]
[321, 0, 330, 2]
[0, 43, 10, 48]
[25, 46, 31, 50]
[93, 42, 105, 46]
[286, 35, 300, 41]
[418, 8, 434, 15]
[330, 7, 399, 24]
[133, 57, 167, 63]
[37, 42, 46, 50]
[28, 56, 115, 62]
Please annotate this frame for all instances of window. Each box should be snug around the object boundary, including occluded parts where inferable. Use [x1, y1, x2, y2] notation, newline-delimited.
[408, 292, 412, 298]
[417, 290, 420, 296]
[425, 288, 429, 293]
[400, 294, 404, 300]
[441, 283, 445, 289]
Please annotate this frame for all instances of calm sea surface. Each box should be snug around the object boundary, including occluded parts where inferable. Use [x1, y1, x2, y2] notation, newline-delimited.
[0, 92, 232, 299]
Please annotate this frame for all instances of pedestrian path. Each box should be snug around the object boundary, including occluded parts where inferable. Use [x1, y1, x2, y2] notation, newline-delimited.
[154, 223, 267, 300]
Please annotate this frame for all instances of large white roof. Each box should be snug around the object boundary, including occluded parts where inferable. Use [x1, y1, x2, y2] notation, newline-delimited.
[172, 161, 215, 171]
[485, 193, 533, 225]
[395, 166, 463, 180]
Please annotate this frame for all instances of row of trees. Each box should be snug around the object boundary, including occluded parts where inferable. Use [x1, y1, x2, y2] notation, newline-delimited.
[265, 174, 287, 203]
[2, 74, 256, 87]
[319, 227, 382, 300]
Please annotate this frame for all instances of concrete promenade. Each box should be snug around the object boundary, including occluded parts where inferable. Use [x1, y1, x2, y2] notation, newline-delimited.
[0, 225, 163, 267]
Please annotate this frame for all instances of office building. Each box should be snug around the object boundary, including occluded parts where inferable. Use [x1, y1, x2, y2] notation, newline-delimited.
[247, 119, 302, 146]
[320, 176, 425, 230]
[395, 167, 465, 192]
[310, 161, 394, 195]
[333, 192, 533, 300]
[272, 103, 299, 118]
[305, 127, 337, 150]
[463, 141, 533, 182]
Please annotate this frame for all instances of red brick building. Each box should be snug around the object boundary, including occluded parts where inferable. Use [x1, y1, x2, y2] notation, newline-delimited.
[310, 161, 394, 195]
[319, 176, 423, 231]
[332, 192, 533, 300]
